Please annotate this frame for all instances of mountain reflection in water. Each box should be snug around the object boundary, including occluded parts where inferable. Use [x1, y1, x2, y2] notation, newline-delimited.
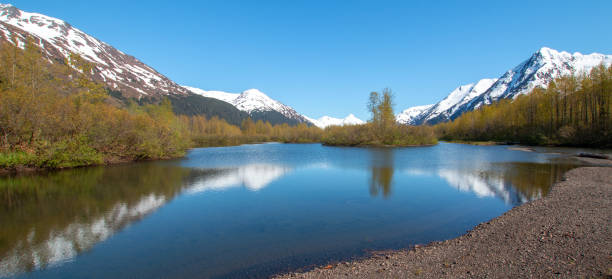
[0, 143, 581, 278]
[186, 164, 291, 194]
[435, 162, 573, 205]
[0, 163, 292, 277]
[0, 164, 196, 277]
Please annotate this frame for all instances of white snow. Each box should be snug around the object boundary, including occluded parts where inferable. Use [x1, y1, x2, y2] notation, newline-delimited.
[395, 104, 433, 125]
[0, 6, 109, 66]
[483, 47, 612, 102]
[397, 47, 612, 124]
[232, 88, 290, 114]
[183, 86, 239, 103]
[420, 78, 498, 123]
[305, 114, 365, 128]
[4, 4, 611, 125]
[0, 4, 189, 97]
[182, 85, 309, 122]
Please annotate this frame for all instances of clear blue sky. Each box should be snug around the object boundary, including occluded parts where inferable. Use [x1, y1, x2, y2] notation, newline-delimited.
[9, 0, 612, 120]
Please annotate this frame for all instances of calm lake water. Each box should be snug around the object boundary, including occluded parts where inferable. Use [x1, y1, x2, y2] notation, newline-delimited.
[0, 143, 590, 278]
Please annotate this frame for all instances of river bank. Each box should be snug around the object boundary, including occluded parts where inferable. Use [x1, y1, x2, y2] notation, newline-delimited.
[0, 153, 183, 176]
[276, 163, 612, 278]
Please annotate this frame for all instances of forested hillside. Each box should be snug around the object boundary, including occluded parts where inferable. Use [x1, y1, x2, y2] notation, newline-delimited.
[436, 65, 612, 147]
[0, 38, 191, 168]
[0, 38, 323, 170]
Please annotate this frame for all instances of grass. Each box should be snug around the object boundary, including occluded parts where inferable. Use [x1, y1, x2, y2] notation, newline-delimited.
[0, 151, 38, 168]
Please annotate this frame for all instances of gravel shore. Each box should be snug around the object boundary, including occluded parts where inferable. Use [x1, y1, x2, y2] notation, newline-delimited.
[276, 165, 612, 278]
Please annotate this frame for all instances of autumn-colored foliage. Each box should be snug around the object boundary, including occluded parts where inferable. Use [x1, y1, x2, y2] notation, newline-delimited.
[181, 116, 322, 147]
[436, 65, 612, 147]
[322, 88, 437, 146]
[0, 38, 323, 169]
[0, 38, 189, 168]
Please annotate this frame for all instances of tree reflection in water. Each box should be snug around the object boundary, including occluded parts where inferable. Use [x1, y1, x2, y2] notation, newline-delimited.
[0, 164, 204, 277]
[369, 148, 394, 198]
[0, 144, 582, 278]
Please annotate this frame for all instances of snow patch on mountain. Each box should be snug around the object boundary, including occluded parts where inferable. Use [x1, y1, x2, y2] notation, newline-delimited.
[232, 89, 290, 114]
[182, 86, 238, 103]
[306, 114, 365, 128]
[420, 78, 498, 124]
[395, 104, 433, 125]
[183, 85, 310, 123]
[0, 4, 190, 97]
[470, 47, 612, 110]
[398, 47, 612, 125]
[396, 78, 496, 125]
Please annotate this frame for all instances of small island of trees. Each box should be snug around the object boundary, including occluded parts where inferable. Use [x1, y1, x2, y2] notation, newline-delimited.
[322, 88, 437, 146]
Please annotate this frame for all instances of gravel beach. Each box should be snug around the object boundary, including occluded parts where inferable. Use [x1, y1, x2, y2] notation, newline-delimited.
[276, 165, 612, 278]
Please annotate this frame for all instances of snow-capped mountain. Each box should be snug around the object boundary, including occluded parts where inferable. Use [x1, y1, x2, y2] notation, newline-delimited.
[183, 86, 311, 125]
[0, 4, 190, 98]
[305, 114, 365, 129]
[395, 104, 433, 125]
[466, 47, 612, 112]
[0, 4, 304, 126]
[400, 47, 612, 125]
[399, 78, 497, 125]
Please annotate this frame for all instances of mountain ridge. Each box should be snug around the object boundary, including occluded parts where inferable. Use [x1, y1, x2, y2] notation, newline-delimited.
[0, 3, 189, 98]
[0, 3, 309, 126]
[399, 47, 612, 125]
[2, 4, 610, 128]
[183, 86, 312, 125]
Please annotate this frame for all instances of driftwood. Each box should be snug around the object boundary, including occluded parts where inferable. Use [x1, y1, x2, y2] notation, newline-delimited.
[577, 152, 610, 160]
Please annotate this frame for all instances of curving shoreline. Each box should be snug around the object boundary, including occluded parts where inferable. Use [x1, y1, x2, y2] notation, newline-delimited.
[276, 163, 612, 278]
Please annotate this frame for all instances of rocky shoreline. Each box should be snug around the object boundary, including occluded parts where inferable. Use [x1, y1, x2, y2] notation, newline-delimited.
[276, 164, 612, 278]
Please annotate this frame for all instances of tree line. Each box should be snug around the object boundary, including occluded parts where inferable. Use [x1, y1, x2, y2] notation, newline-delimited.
[436, 65, 612, 147]
[180, 115, 322, 147]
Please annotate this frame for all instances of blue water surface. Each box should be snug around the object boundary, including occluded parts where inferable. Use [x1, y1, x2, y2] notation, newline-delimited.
[0, 143, 583, 278]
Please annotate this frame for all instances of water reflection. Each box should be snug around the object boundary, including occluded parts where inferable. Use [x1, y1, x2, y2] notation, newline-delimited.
[186, 164, 291, 194]
[0, 164, 199, 277]
[0, 143, 583, 278]
[0, 193, 165, 277]
[368, 149, 394, 198]
[364, 147, 573, 203]
[418, 162, 574, 205]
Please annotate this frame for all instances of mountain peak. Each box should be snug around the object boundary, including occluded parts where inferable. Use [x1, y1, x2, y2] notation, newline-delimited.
[241, 88, 268, 98]
[0, 3, 19, 17]
[306, 114, 365, 128]
[0, 3, 13, 10]
[396, 104, 434, 125]
[537, 46, 556, 55]
[182, 85, 311, 125]
[398, 48, 612, 125]
[534, 46, 574, 62]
